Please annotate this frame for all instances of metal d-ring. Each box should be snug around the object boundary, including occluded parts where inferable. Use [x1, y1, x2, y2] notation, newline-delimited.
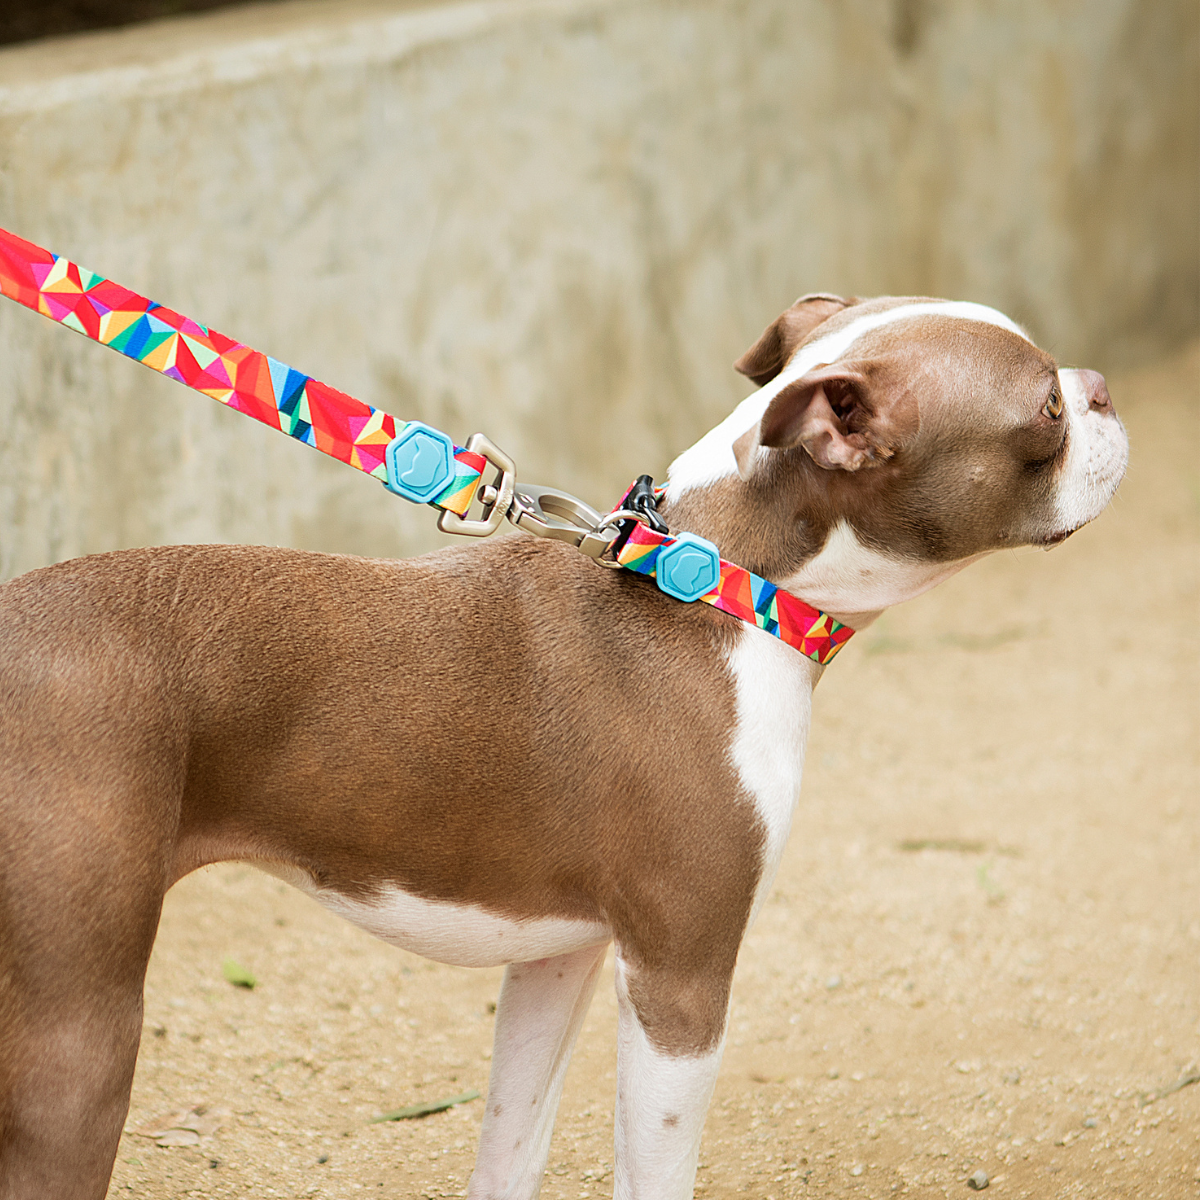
[436, 433, 517, 538]
[594, 508, 643, 533]
[589, 507, 658, 568]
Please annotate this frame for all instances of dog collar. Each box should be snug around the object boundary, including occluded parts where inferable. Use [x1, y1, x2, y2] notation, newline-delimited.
[0, 226, 853, 665]
[598, 482, 853, 666]
[613, 521, 853, 665]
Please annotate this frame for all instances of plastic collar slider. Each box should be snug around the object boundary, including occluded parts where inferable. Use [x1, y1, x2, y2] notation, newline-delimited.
[383, 422, 456, 503]
[655, 533, 721, 602]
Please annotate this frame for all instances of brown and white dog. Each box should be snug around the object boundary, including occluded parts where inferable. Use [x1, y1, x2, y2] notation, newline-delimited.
[0, 295, 1127, 1199]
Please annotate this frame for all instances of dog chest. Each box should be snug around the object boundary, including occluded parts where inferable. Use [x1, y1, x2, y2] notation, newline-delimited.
[725, 624, 819, 923]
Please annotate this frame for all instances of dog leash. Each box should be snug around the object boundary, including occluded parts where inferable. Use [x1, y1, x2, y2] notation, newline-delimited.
[0, 227, 853, 665]
[0, 229, 499, 530]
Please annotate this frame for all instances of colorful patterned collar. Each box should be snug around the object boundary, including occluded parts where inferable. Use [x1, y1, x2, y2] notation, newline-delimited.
[610, 516, 854, 667]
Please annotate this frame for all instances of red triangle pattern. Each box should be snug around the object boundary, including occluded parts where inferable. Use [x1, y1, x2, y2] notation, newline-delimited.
[0, 226, 486, 509]
[612, 512, 856, 666]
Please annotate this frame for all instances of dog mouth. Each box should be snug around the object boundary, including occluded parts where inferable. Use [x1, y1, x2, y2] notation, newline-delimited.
[1040, 528, 1076, 548]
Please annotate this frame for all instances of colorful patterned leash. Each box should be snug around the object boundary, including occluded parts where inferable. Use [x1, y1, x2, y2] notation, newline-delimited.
[0, 226, 853, 665]
[0, 227, 513, 535]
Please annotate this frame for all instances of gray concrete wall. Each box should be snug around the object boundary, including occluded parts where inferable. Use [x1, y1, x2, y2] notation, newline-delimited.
[0, 0, 1195, 579]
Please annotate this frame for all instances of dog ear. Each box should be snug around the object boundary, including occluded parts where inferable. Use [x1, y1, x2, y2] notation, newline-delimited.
[734, 294, 856, 387]
[736, 364, 901, 475]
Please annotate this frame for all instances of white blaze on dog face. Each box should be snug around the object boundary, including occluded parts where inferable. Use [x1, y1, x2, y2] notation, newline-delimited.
[666, 299, 1031, 494]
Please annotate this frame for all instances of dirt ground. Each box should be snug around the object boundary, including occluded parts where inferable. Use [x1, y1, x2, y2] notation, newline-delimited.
[105, 343, 1199, 1200]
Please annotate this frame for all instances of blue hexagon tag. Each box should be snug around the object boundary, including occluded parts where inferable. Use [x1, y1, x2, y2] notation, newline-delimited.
[655, 533, 721, 603]
[384, 422, 456, 504]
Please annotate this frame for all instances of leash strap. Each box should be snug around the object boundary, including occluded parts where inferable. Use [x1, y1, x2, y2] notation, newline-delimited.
[0, 227, 854, 665]
[612, 502, 854, 666]
[0, 228, 486, 516]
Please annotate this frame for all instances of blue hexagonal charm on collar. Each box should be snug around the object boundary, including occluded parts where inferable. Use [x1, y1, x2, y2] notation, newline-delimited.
[384, 422, 456, 504]
[655, 533, 721, 602]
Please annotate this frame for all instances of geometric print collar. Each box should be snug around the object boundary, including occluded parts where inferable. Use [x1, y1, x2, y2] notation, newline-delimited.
[613, 518, 855, 666]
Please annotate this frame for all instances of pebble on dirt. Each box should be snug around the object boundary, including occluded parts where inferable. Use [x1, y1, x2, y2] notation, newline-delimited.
[967, 1168, 990, 1190]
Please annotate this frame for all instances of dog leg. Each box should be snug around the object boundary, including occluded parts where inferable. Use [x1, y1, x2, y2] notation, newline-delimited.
[612, 954, 729, 1200]
[0, 676, 176, 1198]
[0, 822, 164, 1200]
[467, 942, 608, 1200]
[0, 989, 148, 1200]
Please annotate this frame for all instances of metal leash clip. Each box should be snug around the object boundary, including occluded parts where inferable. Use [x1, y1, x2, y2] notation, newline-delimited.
[507, 484, 619, 559]
[507, 472, 668, 566]
[441, 432, 666, 567]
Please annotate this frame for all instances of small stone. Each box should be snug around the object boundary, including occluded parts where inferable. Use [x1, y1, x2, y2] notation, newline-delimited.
[1083, 1116, 1098, 1128]
[154, 1129, 200, 1148]
[850, 1163, 864, 1176]
[967, 1169, 990, 1190]
[825, 975, 843, 990]
[827, 1068, 840, 1079]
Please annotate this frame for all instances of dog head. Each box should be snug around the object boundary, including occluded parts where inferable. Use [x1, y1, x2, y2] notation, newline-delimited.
[664, 294, 1129, 619]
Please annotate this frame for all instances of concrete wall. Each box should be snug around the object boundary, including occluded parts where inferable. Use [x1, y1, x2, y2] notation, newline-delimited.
[0, 0, 1195, 579]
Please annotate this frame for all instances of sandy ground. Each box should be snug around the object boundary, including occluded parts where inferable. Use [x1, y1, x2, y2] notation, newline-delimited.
[105, 344, 1199, 1200]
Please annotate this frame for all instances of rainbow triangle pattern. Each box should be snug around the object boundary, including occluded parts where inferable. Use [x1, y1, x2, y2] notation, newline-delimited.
[616, 521, 854, 665]
[0, 228, 485, 516]
[0, 227, 853, 665]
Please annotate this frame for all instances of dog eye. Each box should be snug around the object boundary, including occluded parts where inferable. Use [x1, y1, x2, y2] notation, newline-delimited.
[1043, 390, 1064, 420]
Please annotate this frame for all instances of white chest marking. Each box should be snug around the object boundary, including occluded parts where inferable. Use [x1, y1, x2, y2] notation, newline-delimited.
[779, 520, 984, 616]
[258, 864, 610, 968]
[667, 301, 1030, 496]
[725, 624, 820, 925]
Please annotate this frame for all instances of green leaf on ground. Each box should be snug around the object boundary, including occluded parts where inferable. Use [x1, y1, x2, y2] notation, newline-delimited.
[370, 1089, 480, 1122]
[221, 958, 257, 989]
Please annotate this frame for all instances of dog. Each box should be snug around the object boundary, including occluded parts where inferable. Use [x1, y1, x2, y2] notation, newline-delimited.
[0, 293, 1127, 1199]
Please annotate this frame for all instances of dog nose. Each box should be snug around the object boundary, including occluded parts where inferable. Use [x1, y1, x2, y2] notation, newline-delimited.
[1078, 369, 1113, 413]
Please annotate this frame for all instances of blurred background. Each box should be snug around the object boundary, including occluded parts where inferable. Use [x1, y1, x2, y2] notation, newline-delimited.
[1, 6, 1198, 1197]
[0, 0, 1195, 578]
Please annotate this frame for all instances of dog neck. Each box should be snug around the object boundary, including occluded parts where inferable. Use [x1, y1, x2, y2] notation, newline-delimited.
[658, 472, 979, 631]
